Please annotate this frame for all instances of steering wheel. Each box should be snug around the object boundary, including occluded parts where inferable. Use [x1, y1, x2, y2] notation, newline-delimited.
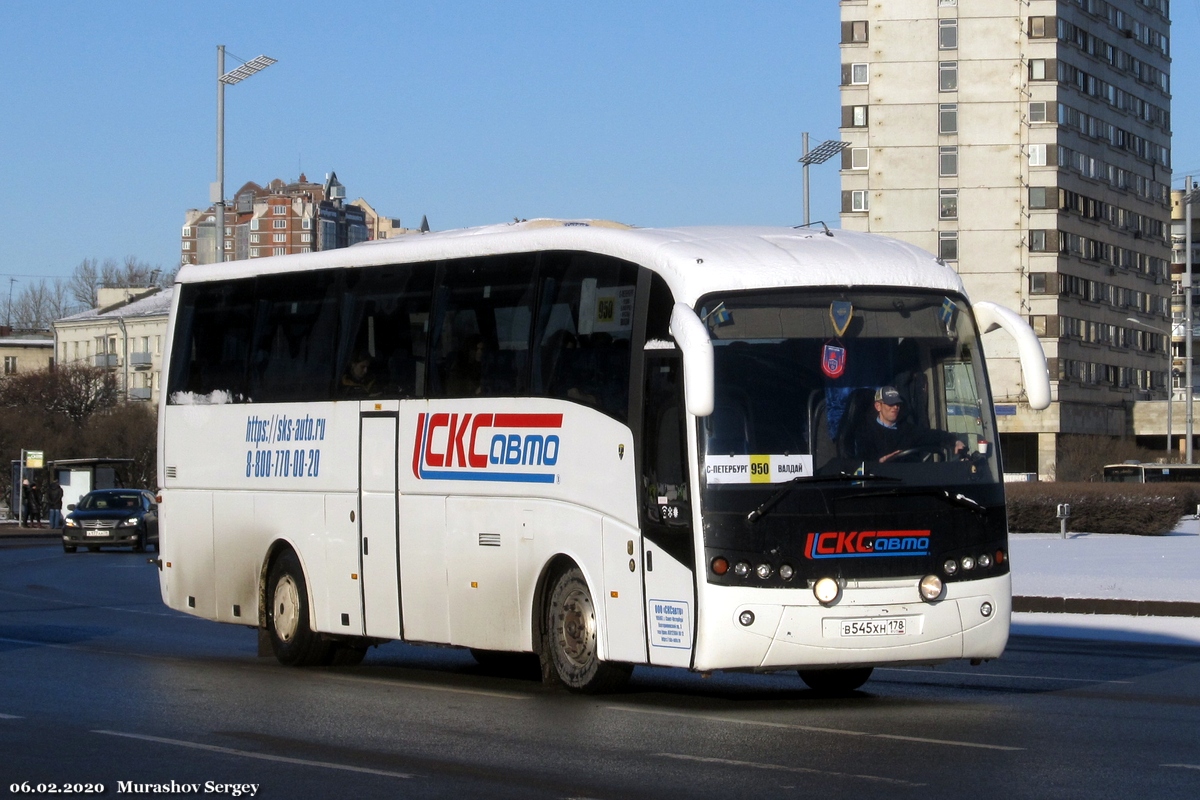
[887, 444, 941, 463]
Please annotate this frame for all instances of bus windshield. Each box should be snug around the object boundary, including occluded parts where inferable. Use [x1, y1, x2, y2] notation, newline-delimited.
[698, 288, 999, 491]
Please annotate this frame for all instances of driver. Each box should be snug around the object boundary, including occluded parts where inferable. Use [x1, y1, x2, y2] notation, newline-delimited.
[854, 385, 966, 463]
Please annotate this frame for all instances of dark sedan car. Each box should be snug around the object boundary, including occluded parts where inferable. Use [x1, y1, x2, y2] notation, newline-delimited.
[62, 489, 159, 553]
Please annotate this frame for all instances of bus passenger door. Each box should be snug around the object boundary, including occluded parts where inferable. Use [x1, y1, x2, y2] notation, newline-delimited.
[639, 350, 696, 668]
[359, 407, 402, 640]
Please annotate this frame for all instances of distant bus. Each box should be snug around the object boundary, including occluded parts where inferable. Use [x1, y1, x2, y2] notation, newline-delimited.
[1102, 462, 1200, 483]
[157, 220, 1050, 693]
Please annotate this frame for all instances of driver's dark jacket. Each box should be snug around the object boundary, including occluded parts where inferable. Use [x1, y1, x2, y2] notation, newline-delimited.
[852, 418, 961, 462]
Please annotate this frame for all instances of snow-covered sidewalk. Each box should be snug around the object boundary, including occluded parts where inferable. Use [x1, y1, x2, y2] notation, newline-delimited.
[1009, 519, 1200, 647]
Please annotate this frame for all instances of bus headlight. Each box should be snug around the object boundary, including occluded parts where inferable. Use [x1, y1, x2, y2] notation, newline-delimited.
[919, 574, 944, 602]
[960, 556, 976, 571]
[942, 559, 958, 576]
[779, 564, 794, 581]
[755, 563, 772, 579]
[977, 553, 993, 569]
[733, 561, 751, 578]
[980, 601, 994, 618]
[813, 577, 840, 606]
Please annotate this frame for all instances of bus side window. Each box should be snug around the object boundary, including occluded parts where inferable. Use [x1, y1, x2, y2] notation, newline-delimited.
[533, 252, 638, 420]
[430, 254, 537, 398]
[337, 263, 433, 398]
[248, 271, 340, 402]
[168, 281, 255, 402]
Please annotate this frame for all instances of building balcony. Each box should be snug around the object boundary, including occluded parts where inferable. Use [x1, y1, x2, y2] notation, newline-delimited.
[130, 351, 153, 369]
[93, 354, 119, 369]
[128, 387, 152, 401]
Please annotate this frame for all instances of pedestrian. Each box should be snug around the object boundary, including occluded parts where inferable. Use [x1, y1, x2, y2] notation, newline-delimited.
[28, 481, 43, 528]
[19, 479, 32, 527]
[46, 479, 64, 530]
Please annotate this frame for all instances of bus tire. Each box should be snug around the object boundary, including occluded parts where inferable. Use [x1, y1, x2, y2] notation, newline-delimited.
[542, 566, 631, 693]
[266, 549, 331, 667]
[798, 667, 874, 694]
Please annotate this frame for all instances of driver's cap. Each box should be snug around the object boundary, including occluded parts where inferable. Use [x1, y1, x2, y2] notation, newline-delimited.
[875, 386, 903, 405]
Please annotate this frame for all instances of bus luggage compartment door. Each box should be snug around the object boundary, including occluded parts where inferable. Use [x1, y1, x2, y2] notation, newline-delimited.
[359, 409, 402, 640]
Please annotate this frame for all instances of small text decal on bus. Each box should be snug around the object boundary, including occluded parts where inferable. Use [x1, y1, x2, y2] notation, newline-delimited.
[804, 530, 931, 559]
[412, 412, 562, 484]
[245, 413, 326, 479]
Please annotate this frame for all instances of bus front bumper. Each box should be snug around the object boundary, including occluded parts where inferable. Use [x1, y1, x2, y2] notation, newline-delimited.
[692, 573, 1011, 672]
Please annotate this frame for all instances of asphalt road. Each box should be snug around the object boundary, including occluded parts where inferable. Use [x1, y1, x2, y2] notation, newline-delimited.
[1, 536, 1199, 800]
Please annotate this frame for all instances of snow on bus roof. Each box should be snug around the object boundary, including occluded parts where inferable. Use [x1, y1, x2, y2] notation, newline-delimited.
[175, 220, 967, 305]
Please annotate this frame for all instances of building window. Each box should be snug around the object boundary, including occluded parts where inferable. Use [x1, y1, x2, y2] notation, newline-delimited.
[1029, 273, 1050, 294]
[301, 233, 312, 243]
[250, 247, 259, 257]
[939, 231, 958, 261]
[250, 219, 259, 231]
[1029, 101, 1048, 123]
[4, 357, 16, 375]
[273, 247, 285, 256]
[939, 146, 958, 176]
[851, 147, 869, 170]
[1029, 186, 1056, 209]
[1027, 230, 1056, 251]
[182, 241, 191, 251]
[851, 63, 869, 85]
[182, 227, 192, 237]
[273, 233, 286, 243]
[273, 220, 286, 229]
[844, 20, 868, 43]
[843, 190, 870, 212]
[302, 218, 312, 230]
[939, 189, 958, 219]
[273, 205, 287, 215]
[939, 104, 957, 134]
[301, 247, 311, 253]
[224, 240, 232, 250]
[1029, 59, 1047, 81]
[939, 19, 958, 49]
[939, 61, 958, 92]
[251, 234, 260, 244]
[1028, 143, 1047, 167]
[1028, 16, 1048, 38]
[843, 105, 869, 127]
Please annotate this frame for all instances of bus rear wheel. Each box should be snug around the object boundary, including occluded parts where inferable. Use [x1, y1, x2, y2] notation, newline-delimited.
[266, 549, 331, 667]
[798, 667, 874, 694]
[542, 567, 631, 693]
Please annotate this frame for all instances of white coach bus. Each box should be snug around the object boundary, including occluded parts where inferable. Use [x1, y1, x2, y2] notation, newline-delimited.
[157, 220, 1049, 693]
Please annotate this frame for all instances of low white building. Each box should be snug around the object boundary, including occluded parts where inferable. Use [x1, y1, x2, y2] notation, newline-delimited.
[53, 288, 173, 405]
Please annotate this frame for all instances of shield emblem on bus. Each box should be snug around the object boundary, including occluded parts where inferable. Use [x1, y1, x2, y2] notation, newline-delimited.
[821, 344, 846, 379]
[829, 301, 853, 337]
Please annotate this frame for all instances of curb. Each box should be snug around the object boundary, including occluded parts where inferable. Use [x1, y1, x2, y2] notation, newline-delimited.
[1013, 596, 1200, 618]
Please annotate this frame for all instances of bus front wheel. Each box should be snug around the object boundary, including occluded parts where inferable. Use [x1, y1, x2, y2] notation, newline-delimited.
[798, 667, 874, 694]
[543, 567, 631, 693]
[266, 549, 331, 667]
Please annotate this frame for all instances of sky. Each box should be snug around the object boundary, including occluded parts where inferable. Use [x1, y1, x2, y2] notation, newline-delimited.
[1, 1, 1198, 283]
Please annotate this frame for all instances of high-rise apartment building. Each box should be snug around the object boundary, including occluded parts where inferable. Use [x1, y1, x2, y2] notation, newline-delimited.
[182, 174, 407, 267]
[839, 0, 1172, 478]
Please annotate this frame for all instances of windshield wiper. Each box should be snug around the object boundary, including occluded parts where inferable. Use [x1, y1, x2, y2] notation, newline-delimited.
[831, 487, 989, 516]
[746, 472, 900, 524]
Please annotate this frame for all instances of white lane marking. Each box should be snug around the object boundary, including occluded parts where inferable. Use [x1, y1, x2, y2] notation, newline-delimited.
[657, 753, 927, 787]
[93, 730, 414, 778]
[0, 713, 23, 719]
[879, 667, 1132, 684]
[608, 706, 1022, 752]
[317, 673, 531, 701]
[1162, 763, 1200, 771]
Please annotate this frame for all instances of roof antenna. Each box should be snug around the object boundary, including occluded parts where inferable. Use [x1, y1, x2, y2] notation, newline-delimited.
[792, 220, 834, 236]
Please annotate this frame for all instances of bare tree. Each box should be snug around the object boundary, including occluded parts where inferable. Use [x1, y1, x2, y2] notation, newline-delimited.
[11, 282, 52, 330]
[46, 278, 78, 322]
[69, 258, 100, 309]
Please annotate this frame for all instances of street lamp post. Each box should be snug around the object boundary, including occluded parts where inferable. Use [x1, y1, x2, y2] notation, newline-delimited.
[798, 134, 850, 227]
[1127, 316, 1173, 456]
[214, 46, 276, 264]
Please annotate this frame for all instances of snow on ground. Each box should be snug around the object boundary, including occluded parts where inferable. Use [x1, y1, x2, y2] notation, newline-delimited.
[1009, 517, 1200, 647]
